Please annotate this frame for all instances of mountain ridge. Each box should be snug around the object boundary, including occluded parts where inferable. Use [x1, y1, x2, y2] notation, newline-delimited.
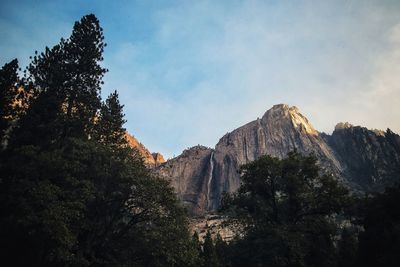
[156, 104, 400, 214]
[125, 132, 165, 166]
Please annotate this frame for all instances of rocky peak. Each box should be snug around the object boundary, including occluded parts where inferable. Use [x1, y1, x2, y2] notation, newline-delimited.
[334, 122, 386, 137]
[159, 104, 343, 214]
[157, 104, 400, 215]
[180, 145, 213, 158]
[262, 104, 318, 136]
[151, 153, 165, 164]
[328, 125, 400, 190]
[335, 122, 354, 130]
[124, 132, 165, 167]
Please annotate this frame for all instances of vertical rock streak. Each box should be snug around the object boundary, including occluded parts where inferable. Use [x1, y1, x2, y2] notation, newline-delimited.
[156, 104, 400, 214]
[206, 152, 214, 210]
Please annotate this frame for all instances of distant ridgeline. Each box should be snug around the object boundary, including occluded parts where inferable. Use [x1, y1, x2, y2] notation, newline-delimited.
[1, 11, 399, 266]
[156, 104, 400, 215]
[124, 132, 165, 167]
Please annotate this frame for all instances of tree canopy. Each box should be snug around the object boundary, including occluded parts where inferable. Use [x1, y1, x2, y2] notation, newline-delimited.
[357, 185, 400, 267]
[221, 151, 351, 267]
[0, 59, 25, 146]
[0, 14, 198, 267]
[1, 12, 399, 267]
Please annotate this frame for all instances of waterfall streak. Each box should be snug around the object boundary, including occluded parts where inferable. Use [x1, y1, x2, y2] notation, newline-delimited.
[206, 152, 214, 210]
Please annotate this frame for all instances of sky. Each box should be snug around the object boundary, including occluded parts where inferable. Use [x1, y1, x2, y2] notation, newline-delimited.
[1, 0, 400, 158]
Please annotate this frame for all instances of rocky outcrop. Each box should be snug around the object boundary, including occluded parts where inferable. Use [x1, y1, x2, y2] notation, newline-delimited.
[189, 214, 236, 242]
[125, 132, 165, 167]
[157, 104, 400, 214]
[327, 124, 400, 191]
[158, 146, 213, 214]
[152, 152, 165, 164]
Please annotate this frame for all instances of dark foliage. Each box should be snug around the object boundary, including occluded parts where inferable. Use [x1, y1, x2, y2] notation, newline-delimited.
[95, 90, 127, 148]
[1, 11, 399, 267]
[337, 227, 358, 267]
[201, 230, 219, 267]
[0, 59, 25, 144]
[0, 14, 198, 267]
[357, 185, 400, 267]
[221, 152, 351, 267]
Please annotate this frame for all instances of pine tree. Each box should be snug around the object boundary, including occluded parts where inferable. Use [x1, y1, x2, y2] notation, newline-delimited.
[221, 151, 351, 267]
[192, 232, 205, 266]
[0, 59, 20, 145]
[96, 90, 127, 147]
[215, 233, 229, 267]
[17, 14, 106, 148]
[59, 14, 106, 138]
[192, 232, 203, 256]
[202, 230, 219, 267]
[0, 14, 199, 267]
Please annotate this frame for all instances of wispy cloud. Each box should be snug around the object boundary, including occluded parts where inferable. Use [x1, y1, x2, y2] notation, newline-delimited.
[2, 0, 400, 158]
[103, 1, 400, 158]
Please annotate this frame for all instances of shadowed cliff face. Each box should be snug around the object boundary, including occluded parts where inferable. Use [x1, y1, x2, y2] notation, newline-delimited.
[157, 104, 400, 215]
[327, 124, 400, 191]
[157, 146, 213, 215]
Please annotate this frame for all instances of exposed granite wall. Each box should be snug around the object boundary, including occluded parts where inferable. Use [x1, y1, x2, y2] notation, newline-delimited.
[156, 104, 400, 214]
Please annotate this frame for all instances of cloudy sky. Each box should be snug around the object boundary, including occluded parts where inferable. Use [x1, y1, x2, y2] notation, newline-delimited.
[1, 0, 400, 158]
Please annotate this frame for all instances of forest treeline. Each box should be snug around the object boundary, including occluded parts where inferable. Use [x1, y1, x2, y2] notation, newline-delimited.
[0, 14, 198, 266]
[1, 14, 399, 267]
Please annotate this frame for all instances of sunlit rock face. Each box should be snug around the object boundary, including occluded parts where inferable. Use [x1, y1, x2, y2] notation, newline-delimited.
[210, 104, 345, 208]
[157, 146, 214, 215]
[157, 104, 400, 215]
[125, 132, 165, 167]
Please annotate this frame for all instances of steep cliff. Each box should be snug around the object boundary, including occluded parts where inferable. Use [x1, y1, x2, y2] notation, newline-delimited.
[125, 132, 165, 167]
[327, 123, 400, 191]
[209, 104, 345, 211]
[157, 104, 400, 214]
[157, 145, 213, 214]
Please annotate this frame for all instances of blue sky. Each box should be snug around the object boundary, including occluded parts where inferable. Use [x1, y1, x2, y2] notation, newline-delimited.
[1, 0, 400, 158]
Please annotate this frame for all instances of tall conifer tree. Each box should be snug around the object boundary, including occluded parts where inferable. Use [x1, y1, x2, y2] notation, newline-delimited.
[0, 14, 199, 267]
[202, 230, 219, 267]
[96, 90, 127, 147]
[0, 59, 20, 144]
[18, 14, 106, 147]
